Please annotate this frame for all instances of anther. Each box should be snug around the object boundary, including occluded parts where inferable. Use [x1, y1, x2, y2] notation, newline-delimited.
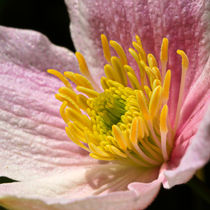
[101, 34, 111, 63]
[162, 70, 171, 104]
[160, 38, 169, 78]
[160, 105, 169, 160]
[47, 69, 72, 88]
[147, 54, 158, 68]
[174, 50, 189, 131]
[112, 125, 127, 151]
[149, 86, 162, 119]
[110, 40, 128, 65]
[111, 56, 127, 86]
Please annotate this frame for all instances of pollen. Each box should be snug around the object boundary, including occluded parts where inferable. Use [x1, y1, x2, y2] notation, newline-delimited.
[48, 35, 189, 168]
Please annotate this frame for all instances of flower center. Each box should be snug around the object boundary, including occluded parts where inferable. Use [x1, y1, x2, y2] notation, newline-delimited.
[87, 87, 127, 135]
[48, 34, 188, 168]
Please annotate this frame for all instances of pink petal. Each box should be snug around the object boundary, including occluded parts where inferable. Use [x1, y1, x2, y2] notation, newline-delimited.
[169, 56, 210, 167]
[0, 26, 98, 181]
[0, 165, 160, 210]
[65, 0, 210, 121]
[128, 165, 165, 209]
[0, 192, 139, 210]
[163, 107, 210, 188]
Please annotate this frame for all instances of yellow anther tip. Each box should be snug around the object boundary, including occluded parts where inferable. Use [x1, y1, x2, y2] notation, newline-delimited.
[109, 40, 114, 45]
[47, 69, 54, 73]
[75, 52, 85, 65]
[47, 69, 72, 88]
[163, 70, 171, 85]
[101, 34, 112, 63]
[149, 85, 162, 118]
[109, 40, 127, 65]
[75, 51, 82, 58]
[111, 56, 117, 62]
[160, 105, 168, 132]
[101, 34, 106, 39]
[163, 37, 168, 43]
[75, 52, 92, 79]
[130, 117, 139, 143]
[160, 38, 169, 61]
[177, 50, 189, 70]
[64, 71, 73, 76]
[75, 52, 86, 65]
[135, 34, 142, 47]
[47, 69, 59, 75]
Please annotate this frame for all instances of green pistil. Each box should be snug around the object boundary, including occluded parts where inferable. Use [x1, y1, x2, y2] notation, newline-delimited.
[92, 92, 126, 132]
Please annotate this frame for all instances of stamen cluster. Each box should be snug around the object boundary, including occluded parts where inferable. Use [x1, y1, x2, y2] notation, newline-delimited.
[48, 34, 189, 168]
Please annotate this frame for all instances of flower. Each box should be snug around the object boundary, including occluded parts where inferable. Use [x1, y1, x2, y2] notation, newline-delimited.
[0, 0, 210, 209]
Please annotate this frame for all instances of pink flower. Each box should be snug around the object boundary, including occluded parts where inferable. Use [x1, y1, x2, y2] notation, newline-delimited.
[0, 0, 210, 209]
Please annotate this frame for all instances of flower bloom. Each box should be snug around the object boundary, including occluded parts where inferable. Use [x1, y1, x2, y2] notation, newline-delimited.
[0, 0, 210, 210]
[49, 35, 188, 169]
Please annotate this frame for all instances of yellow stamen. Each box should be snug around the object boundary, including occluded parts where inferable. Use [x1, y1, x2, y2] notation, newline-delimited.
[100, 77, 109, 90]
[145, 66, 155, 87]
[65, 126, 89, 152]
[160, 105, 169, 160]
[160, 38, 169, 78]
[136, 90, 150, 121]
[75, 52, 98, 90]
[76, 86, 99, 98]
[75, 52, 91, 77]
[147, 54, 158, 68]
[101, 34, 111, 63]
[60, 101, 69, 124]
[129, 48, 145, 86]
[64, 72, 94, 90]
[160, 104, 168, 133]
[104, 64, 115, 80]
[135, 35, 143, 48]
[144, 86, 152, 99]
[130, 118, 160, 165]
[66, 108, 90, 127]
[124, 65, 142, 90]
[174, 50, 189, 131]
[132, 41, 146, 63]
[149, 86, 162, 119]
[58, 87, 77, 101]
[76, 94, 88, 110]
[130, 117, 139, 145]
[50, 35, 189, 170]
[112, 125, 127, 151]
[162, 70, 171, 104]
[107, 145, 127, 158]
[177, 50, 189, 70]
[47, 69, 72, 88]
[110, 40, 128, 65]
[152, 79, 161, 90]
[55, 93, 81, 112]
[138, 117, 144, 139]
[152, 67, 161, 80]
[69, 122, 85, 141]
[111, 56, 127, 86]
[89, 143, 112, 158]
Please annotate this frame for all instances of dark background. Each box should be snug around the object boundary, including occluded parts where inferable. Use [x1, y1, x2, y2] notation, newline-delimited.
[0, 0, 209, 209]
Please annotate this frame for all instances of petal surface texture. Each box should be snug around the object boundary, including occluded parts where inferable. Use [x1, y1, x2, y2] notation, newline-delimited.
[0, 26, 99, 181]
[164, 107, 210, 188]
[0, 166, 161, 210]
